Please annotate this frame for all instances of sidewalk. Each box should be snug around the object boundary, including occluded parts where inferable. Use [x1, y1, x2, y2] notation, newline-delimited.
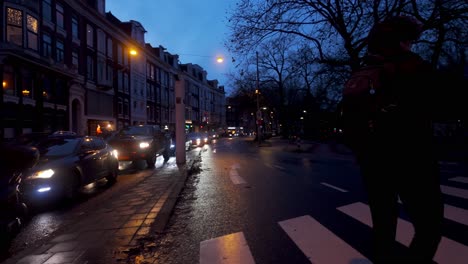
[2, 151, 200, 264]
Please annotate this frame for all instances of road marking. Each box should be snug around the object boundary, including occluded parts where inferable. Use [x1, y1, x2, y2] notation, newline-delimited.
[265, 163, 273, 169]
[229, 168, 246, 185]
[200, 232, 255, 264]
[337, 202, 468, 264]
[279, 215, 369, 263]
[449, 177, 468, 184]
[273, 165, 286, 171]
[320, 182, 348, 193]
[441, 185, 468, 199]
[445, 204, 468, 226]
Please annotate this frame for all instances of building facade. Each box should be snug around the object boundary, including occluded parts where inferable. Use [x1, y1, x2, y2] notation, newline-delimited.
[1, 0, 226, 140]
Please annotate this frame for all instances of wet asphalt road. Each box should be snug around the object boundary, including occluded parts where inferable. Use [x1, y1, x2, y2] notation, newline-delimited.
[135, 137, 468, 264]
[138, 137, 370, 263]
[0, 155, 174, 262]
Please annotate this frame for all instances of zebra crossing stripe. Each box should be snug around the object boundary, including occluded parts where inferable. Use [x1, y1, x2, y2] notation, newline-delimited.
[444, 204, 468, 226]
[200, 232, 255, 264]
[279, 215, 369, 263]
[229, 167, 246, 185]
[273, 165, 286, 170]
[337, 202, 468, 264]
[449, 177, 468, 184]
[441, 185, 468, 199]
[320, 182, 348, 193]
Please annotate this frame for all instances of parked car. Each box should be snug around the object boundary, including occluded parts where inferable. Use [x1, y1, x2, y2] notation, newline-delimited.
[108, 125, 170, 168]
[0, 143, 37, 241]
[186, 132, 210, 148]
[20, 135, 119, 204]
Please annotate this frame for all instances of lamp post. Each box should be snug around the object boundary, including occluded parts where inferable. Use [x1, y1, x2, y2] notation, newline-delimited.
[256, 51, 261, 146]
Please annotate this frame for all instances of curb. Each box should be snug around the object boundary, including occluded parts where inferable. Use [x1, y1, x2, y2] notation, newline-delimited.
[150, 150, 201, 234]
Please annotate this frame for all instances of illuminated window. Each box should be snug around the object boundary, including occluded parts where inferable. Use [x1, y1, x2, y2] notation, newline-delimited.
[3, 67, 15, 96]
[27, 15, 38, 50]
[6, 8, 23, 46]
[56, 3, 64, 28]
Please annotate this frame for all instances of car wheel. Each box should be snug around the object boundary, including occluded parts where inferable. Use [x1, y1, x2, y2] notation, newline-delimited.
[64, 172, 81, 201]
[106, 163, 118, 185]
[146, 153, 156, 168]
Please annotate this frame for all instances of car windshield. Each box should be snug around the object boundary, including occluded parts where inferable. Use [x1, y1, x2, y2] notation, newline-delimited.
[36, 138, 80, 157]
[119, 126, 151, 136]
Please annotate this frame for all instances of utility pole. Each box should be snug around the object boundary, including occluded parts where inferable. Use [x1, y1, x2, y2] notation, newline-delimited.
[256, 51, 261, 146]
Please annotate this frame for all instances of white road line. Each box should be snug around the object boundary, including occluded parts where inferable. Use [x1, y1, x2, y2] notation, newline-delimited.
[337, 202, 468, 264]
[445, 204, 468, 226]
[449, 177, 468, 184]
[279, 215, 369, 264]
[320, 182, 348, 193]
[441, 185, 468, 199]
[273, 165, 286, 170]
[200, 232, 255, 264]
[229, 169, 246, 185]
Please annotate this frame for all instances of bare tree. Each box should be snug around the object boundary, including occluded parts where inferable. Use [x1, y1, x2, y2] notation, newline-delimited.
[227, 0, 467, 70]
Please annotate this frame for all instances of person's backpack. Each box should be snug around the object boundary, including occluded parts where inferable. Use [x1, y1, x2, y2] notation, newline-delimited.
[340, 62, 397, 151]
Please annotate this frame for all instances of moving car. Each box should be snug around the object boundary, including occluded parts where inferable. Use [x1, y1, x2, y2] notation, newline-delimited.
[186, 132, 210, 148]
[108, 125, 170, 168]
[0, 144, 36, 242]
[20, 135, 119, 204]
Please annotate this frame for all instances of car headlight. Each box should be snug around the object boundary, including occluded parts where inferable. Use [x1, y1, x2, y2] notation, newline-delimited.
[204, 137, 208, 142]
[196, 138, 201, 144]
[139, 142, 150, 149]
[28, 169, 55, 180]
[112, 149, 119, 159]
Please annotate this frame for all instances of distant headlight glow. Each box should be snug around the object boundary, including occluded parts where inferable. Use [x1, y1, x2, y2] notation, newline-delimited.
[139, 142, 150, 149]
[37, 187, 51, 193]
[112, 149, 119, 159]
[28, 169, 55, 179]
[170, 144, 175, 149]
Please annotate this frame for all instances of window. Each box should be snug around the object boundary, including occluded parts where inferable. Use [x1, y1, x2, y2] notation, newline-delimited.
[3, 67, 15, 96]
[56, 39, 64, 62]
[117, 71, 123, 91]
[55, 3, 64, 28]
[87, 55, 95, 80]
[97, 58, 105, 81]
[27, 15, 38, 50]
[72, 16, 79, 39]
[72, 49, 79, 67]
[123, 73, 129, 93]
[42, 33, 52, 57]
[124, 99, 129, 116]
[6, 8, 23, 46]
[118, 98, 123, 115]
[106, 64, 113, 82]
[86, 24, 94, 48]
[42, 0, 52, 21]
[107, 37, 113, 58]
[117, 44, 122, 64]
[97, 29, 105, 53]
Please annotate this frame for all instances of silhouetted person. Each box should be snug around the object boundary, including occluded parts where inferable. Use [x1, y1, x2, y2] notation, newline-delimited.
[355, 16, 446, 263]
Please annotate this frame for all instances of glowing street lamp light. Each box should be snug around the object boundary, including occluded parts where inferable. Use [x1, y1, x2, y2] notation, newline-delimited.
[216, 56, 224, 63]
[129, 49, 138, 56]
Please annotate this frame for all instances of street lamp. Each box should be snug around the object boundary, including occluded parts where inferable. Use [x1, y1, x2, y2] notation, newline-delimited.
[256, 51, 261, 146]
